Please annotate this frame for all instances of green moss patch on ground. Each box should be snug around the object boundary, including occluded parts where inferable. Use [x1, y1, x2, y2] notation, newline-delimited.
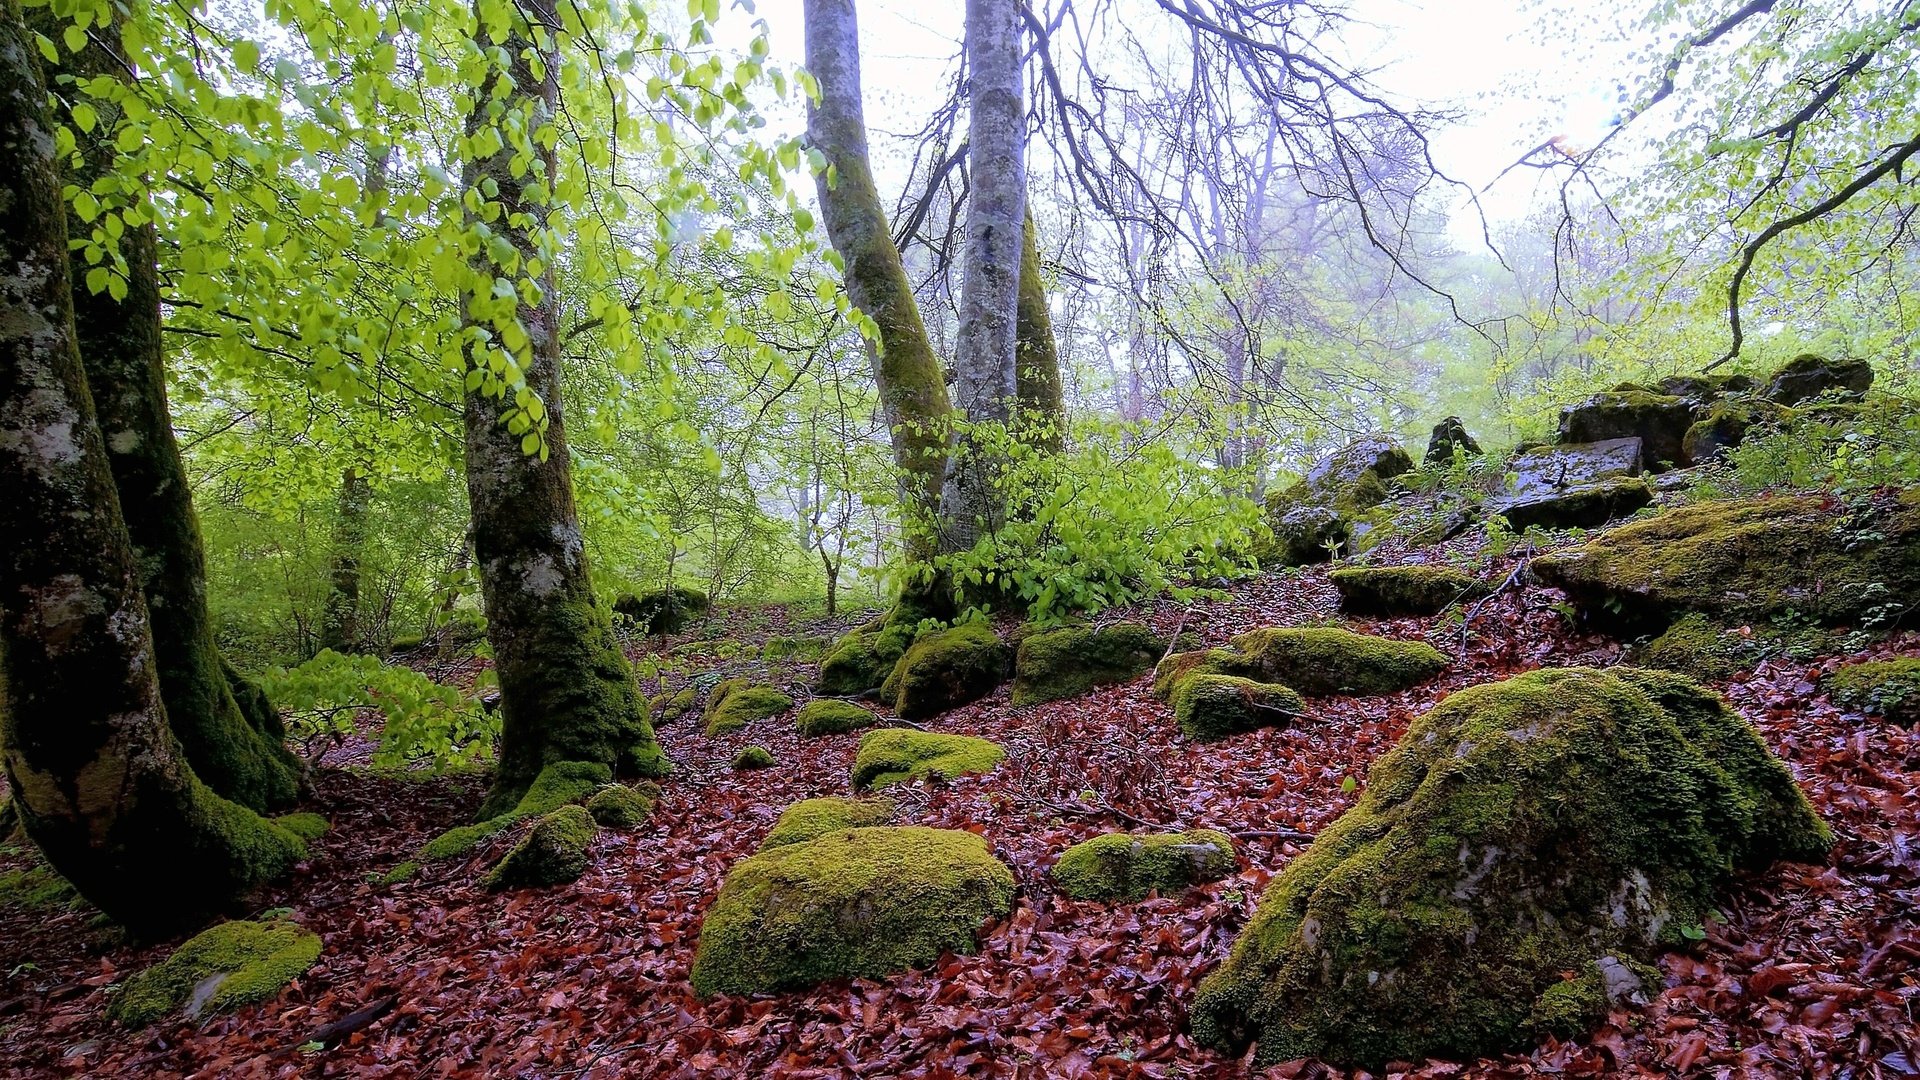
[1821, 658, 1920, 725]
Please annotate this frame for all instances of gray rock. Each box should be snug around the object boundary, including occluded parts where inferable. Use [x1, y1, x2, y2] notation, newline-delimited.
[1507, 438, 1644, 499]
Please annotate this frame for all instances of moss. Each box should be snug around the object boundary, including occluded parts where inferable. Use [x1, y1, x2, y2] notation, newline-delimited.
[1052, 829, 1236, 901]
[1228, 627, 1447, 696]
[1533, 491, 1920, 633]
[1171, 675, 1308, 741]
[585, 783, 657, 829]
[483, 804, 597, 890]
[392, 760, 609, 882]
[612, 586, 709, 635]
[704, 685, 794, 736]
[1682, 397, 1793, 462]
[1330, 566, 1486, 616]
[1260, 438, 1413, 566]
[732, 745, 776, 770]
[0, 863, 81, 910]
[389, 633, 425, 653]
[1557, 390, 1698, 470]
[1530, 957, 1662, 1038]
[1763, 353, 1873, 406]
[852, 729, 1006, 790]
[271, 812, 330, 841]
[108, 918, 322, 1027]
[1630, 613, 1757, 681]
[762, 796, 895, 849]
[1821, 658, 1920, 725]
[763, 634, 835, 661]
[1010, 622, 1163, 705]
[1152, 648, 1249, 700]
[795, 699, 879, 737]
[688, 826, 1015, 995]
[647, 686, 698, 725]
[817, 611, 920, 695]
[881, 623, 1012, 720]
[1189, 667, 1830, 1069]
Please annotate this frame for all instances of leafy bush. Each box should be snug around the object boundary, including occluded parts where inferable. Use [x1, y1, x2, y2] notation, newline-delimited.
[1694, 395, 1920, 498]
[260, 649, 496, 769]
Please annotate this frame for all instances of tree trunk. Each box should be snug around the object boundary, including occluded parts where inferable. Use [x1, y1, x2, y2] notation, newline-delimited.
[803, 0, 953, 560]
[461, 0, 665, 818]
[320, 467, 371, 653]
[0, 0, 303, 934]
[940, 0, 1028, 552]
[48, 4, 301, 813]
[1014, 211, 1065, 451]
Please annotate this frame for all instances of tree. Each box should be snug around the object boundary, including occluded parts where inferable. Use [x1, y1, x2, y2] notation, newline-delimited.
[0, 0, 303, 934]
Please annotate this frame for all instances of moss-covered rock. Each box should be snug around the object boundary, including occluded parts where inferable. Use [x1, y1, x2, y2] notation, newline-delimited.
[762, 796, 895, 849]
[1505, 438, 1645, 499]
[388, 760, 609, 882]
[1630, 613, 1757, 681]
[1010, 622, 1163, 706]
[1190, 667, 1831, 1070]
[794, 699, 879, 737]
[1653, 372, 1752, 405]
[1259, 437, 1413, 566]
[689, 826, 1015, 995]
[612, 586, 710, 635]
[484, 804, 597, 890]
[109, 918, 322, 1027]
[1490, 476, 1655, 533]
[1821, 658, 1920, 725]
[1682, 397, 1794, 462]
[1558, 390, 1699, 471]
[851, 729, 1006, 790]
[1151, 648, 1249, 700]
[881, 622, 1012, 720]
[1052, 829, 1236, 901]
[816, 613, 918, 695]
[1330, 566, 1486, 616]
[271, 812, 330, 841]
[1171, 675, 1307, 741]
[585, 783, 657, 829]
[1229, 627, 1447, 696]
[732, 745, 776, 770]
[1532, 491, 1920, 633]
[1763, 353, 1873, 406]
[704, 684, 794, 735]
[647, 686, 698, 725]
[1424, 416, 1481, 466]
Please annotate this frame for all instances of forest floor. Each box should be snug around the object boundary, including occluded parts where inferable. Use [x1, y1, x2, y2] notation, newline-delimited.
[2, 537, 1917, 1079]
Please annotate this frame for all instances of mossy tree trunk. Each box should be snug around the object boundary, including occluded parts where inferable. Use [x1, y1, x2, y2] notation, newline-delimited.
[803, 0, 953, 561]
[461, 0, 665, 818]
[0, 0, 303, 935]
[320, 466, 371, 653]
[44, 4, 302, 812]
[1014, 211, 1064, 453]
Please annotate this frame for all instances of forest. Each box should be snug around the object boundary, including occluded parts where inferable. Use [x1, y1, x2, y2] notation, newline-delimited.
[0, 0, 1915, 1075]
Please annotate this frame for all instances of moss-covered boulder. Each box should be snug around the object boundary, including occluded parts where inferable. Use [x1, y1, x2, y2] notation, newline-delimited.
[762, 796, 895, 849]
[1260, 437, 1413, 566]
[1424, 416, 1481, 466]
[1653, 372, 1753, 406]
[1821, 658, 1920, 725]
[613, 585, 709, 635]
[880, 622, 1012, 720]
[1330, 565, 1485, 616]
[1682, 397, 1794, 462]
[1533, 491, 1920, 632]
[1190, 667, 1831, 1070]
[1490, 476, 1654, 533]
[732, 745, 776, 770]
[1229, 627, 1447, 696]
[794, 699, 880, 737]
[1011, 622, 1163, 706]
[1053, 829, 1236, 901]
[851, 728, 1005, 790]
[816, 617, 917, 695]
[1505, 438, 1645, 498]
[1558, 391, 1698, 471]
[1152, 648, 1249, 700]
[689, 826, 1016, 995]
[1630, 613, 1756, 682]
[1171, 674, 1307, 741]
[586, 783, 656, 829]
[484, 804, 597, 890]
[109, 918, 322, 1027]
[704, 683, 794, 735]
[1762, 353, 1873, 406]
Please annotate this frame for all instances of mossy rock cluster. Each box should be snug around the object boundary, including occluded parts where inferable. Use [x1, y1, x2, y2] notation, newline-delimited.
[109, 918, 323, 1027]
[880, 622, 1012, 720]
[732, 745, 776, 770]
[387, 760, 609, 883]
[1762, 353, 1873, 406]
[1191, 666, 1831, 1070]
[794, 699, 879, 738]
[1821, 658, 1920, 725]
[1260, 437, 1413, 566]
[1330, 565, 1485, 616]
[1052, 829, 1236, 901]
[1229, 627, 1448, 696]
[1557, 390, 1698, 471]
[612, 585, 710, 635]
[1533, 490, 1920, 633]
[1010, 621, 1163, 706]
[1682, 397, 1793, 462]
[762, 796, 895, 849]
[1490, 476, 1653, 533]
[816, 616, 918, 695]
[704, 681, 794, 735]
[586, 783, 656, 829]
[484, 804, 598, 890]
[1171, 674, 1308, 742]
[689, 826, 1016, 995]
[852, 729, 1005, 790]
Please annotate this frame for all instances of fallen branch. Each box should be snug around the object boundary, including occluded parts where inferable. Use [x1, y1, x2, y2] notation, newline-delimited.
[1458, 556, 1532, 648]
[289, 994, 398, 1052]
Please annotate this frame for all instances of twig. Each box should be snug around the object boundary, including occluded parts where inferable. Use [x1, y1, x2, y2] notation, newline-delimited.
[1235, 829, 1316, 843]
[288, 994, 398, 1052]
[1458, 556, 1531, 648]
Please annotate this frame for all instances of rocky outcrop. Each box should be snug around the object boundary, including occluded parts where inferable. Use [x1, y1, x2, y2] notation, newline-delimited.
[1424, 417, 1482, 466]
[1762, 353, 1873, 406]
[1558, 391, 1698, 471]
[1261, 437, 1414, 566]
[1011, 622, 1162, 705]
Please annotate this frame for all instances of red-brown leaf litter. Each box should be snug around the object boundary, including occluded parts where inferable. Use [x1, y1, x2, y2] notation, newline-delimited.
[2, 551, 1916, 1079]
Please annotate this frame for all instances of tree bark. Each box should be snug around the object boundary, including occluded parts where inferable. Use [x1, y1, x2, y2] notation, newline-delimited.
[0, 0, 303, 934]
[320, 467, 371, 653]
[461, 0, 666, 818]
[1014, 211, 1064, 451]
[803, 0, 953, 560]
[941, 0, 1028, 552]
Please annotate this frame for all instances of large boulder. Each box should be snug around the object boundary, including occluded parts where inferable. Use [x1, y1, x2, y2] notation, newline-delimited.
[1171, 674, 1308, 741]
[689, 826, 1015, 995]
[1488, 476, 1654, 533]
[1052, 829, 1236, 901]
[852, 729, 1006, 790]
[1682, 397, 1794, 462]
[1330, 565, 1487, 616]
[1762, 353, 1873, 406]
[109, 918, 322, 1027]
[1558, 391, 1698, 471]
[1424, 416, 1482, 466]
[612, 586, 709, 635]
[1506, 437, 1644, 499]
[1533, 490, 1920, 633]
[762, 796, 894, 850]
[880, 623, 1012, 720]
[1191, 667, 1831, 1070]
[1011, 621, 1163, 706]
[1228, 627, 1447, 696]
[1261, 437, 1414, 566]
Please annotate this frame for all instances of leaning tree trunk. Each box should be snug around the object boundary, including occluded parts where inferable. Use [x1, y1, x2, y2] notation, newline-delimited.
[48, 5, 302, 812]
[461, 0, 665, 818]
[0, 0, 304, 935]
[940, 0, 1028, 553]
[803, 0, 953, 560]
[1014, 211, 1064, 452]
